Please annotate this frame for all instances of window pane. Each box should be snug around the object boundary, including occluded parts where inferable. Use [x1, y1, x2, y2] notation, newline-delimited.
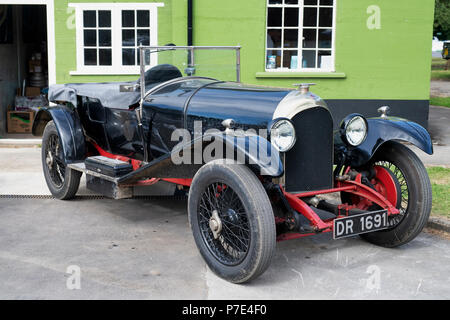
[304, 0, 318, 4]
[285, 0, 298, 4]
[284, 29, 298, 48]
[98, 11, 111, 28]
[266, 50, 281, 69]
[268, 0, 282, 4]
[137, 29, 150, 46]
[122, 29, 135, 47]
[303, 29, 316, 48]
[83, 11, 96, 28]
[284, 8, 299, 27]
[320, 0, 333, 5]
[99, 49, 112, 65]
[283, 51, 298, 69]
[83, 30, 96, 47]
[267, 29, 282, 48]
[318, 29, 332, 48]
[302, 50, 316, 68]
[137, 10, 150, 27]
[98, 30, 111, 47]
[84, 49, 97, 65]
[267, 8, 282, 27]
[318, 50, 332, 69]
[122, 10, 135, 28]
[319, 8, 333, 27]
[122, 48, 136, 65]
[303, 7, 317, 27]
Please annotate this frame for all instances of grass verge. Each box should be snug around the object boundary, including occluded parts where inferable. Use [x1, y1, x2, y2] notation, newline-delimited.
[430, 96, 450, 108]
[427, 167, 450, 219]
[431, 70, 450, 81]
[432, 58, 447, 70]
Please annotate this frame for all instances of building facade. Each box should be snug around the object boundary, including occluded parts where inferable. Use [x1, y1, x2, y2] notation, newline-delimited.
[0, 0, 436, 134]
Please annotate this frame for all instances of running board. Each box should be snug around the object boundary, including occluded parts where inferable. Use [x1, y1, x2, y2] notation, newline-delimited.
[67, 162, 132, 199]
[68, 162, 118, 183]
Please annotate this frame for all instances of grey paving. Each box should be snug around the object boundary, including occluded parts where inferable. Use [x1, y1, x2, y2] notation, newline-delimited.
[412, 105, 450, 167]
[0, 197, 449, 299]
[430, 80, 450, 98]
[0, 104, 450, 299]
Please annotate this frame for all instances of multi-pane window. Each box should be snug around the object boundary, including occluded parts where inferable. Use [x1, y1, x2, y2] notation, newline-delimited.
[121, 10, 151, 66]
[82, 10, 112, 66]
[265, 0, 335, 71]
[70, 3, 163, 75]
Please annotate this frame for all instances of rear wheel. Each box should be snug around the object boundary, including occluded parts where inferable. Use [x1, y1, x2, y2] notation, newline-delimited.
[188, 160, 276, 283]
[342, 141, 432, 247]
[42, 121, 81, 200]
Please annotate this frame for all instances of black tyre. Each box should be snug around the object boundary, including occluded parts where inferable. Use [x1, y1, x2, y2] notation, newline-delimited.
[42, 121, 81, 200]
[360, 141, 432, 247]
[188, 160, 276, 283]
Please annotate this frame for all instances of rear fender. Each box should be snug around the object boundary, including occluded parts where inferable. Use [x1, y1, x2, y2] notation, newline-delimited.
[32, 106, 86, 163]
[345, 117, 433, 167]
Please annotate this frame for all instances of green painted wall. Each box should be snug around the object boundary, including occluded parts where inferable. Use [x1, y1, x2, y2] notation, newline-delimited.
[54, 0, 435, 101]
[193, 0, 435, 100]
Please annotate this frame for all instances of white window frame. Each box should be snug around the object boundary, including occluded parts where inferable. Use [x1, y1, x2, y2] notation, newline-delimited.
[69, 2, 164, 75]
[265, 0, 337, 72]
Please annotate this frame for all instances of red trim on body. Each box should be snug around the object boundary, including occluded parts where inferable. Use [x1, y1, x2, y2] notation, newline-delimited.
[276, 175, 400, 242]
[87, 141, 400, 242]
[89, 141, 192, 186]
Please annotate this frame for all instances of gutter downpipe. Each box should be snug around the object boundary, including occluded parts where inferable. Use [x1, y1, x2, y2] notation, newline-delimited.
[187, 0, 194, 75]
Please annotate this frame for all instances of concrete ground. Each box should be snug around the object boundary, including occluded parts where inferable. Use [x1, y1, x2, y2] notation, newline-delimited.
[410, 105, 450, 167]
[0, 147, 449, 299]
[0, 105, 449, 299]
[430, 81, 450, 98]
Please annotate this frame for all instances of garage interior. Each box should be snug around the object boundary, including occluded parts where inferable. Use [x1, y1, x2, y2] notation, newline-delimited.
[0, 4, 48, 137]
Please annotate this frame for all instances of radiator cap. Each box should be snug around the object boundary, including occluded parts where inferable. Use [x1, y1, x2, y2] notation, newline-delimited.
[293, 83, 316, 94]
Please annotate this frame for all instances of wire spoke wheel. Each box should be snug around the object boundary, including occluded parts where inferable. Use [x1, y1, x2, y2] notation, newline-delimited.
[357, 142, 431, 247]
[45, 133, 66, 188]
[188, 161, 276, 283]
[198, 182, 251, 266]
[374, 161, 409, 227]
[41, 121, 81, 200]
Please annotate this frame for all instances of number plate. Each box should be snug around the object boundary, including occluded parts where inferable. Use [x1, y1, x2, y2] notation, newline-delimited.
[333, 210, 389, 240]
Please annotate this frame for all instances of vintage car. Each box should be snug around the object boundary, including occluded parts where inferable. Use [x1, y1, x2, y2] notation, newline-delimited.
[32, 46, 433, 284]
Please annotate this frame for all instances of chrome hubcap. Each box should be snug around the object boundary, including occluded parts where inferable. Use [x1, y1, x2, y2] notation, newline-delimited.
[46, 151, 53, 169]
[209, 210, 222, 239]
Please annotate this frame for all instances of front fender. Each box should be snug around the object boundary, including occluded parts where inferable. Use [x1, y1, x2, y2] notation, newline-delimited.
[32, 106, 86, 163]
[117, 131, 283, 184]
[344, 117, 433, 167]
[169, 130, 283, 177]
[207, 132, 283, 177]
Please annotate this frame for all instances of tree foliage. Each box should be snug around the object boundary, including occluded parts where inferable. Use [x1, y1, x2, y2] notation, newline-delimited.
[435, 0, 450, 40]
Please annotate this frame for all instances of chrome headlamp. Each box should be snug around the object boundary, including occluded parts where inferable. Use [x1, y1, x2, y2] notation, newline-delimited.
[340, 114, 368, 147]
[270, 119, 296, 152]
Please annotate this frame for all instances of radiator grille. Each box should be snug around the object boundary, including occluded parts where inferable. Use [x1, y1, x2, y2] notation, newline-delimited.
[285, 107, 333, 193]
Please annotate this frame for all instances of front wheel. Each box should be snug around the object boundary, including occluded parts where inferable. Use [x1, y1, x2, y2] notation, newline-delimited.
[344, 141, 432, 247]
[42, 121, 82, 200]
[188, 160, 276, 283]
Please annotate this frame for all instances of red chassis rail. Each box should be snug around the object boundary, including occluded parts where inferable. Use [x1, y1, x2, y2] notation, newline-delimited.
[90, 141, 192, 187]
[89, 141, 399, 241]
[278, 173, 400, 242]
